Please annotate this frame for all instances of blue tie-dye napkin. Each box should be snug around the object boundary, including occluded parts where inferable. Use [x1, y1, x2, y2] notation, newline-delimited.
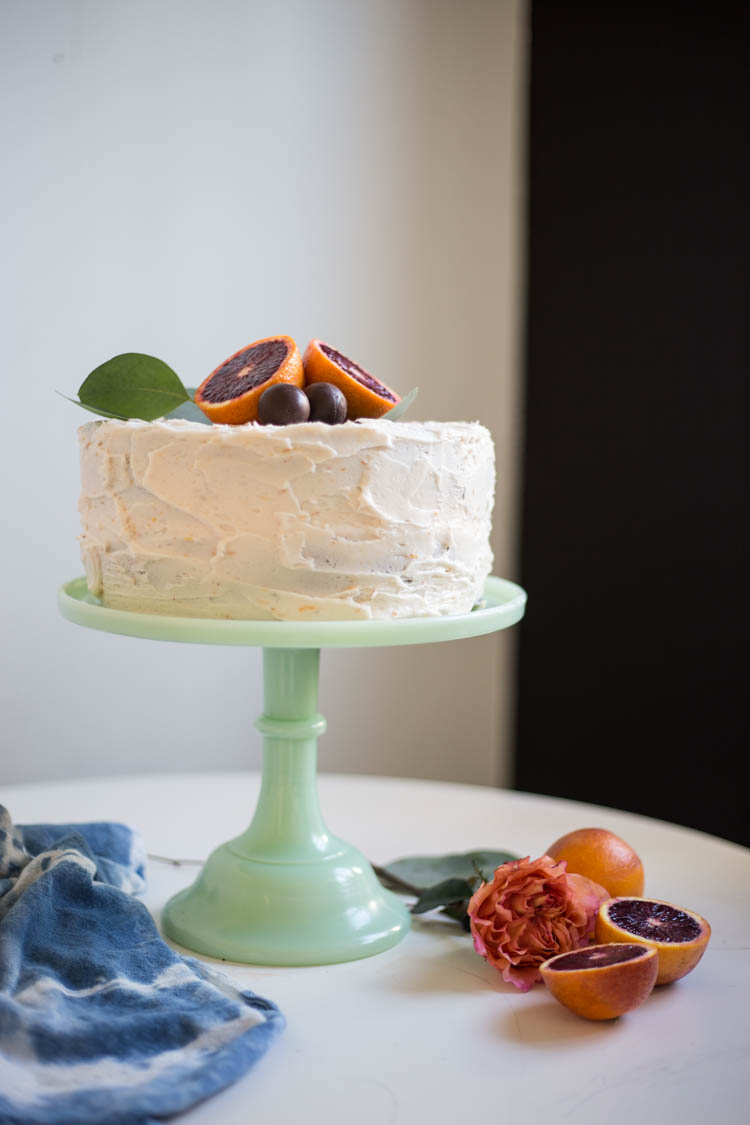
[0, 806, 285, 1125]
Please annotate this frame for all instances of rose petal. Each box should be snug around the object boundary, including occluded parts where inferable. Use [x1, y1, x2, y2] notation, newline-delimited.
[565, 873, 609, 925]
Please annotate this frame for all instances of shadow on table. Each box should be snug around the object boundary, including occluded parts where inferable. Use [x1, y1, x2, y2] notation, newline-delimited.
[376, 936, 515, 995]
[496, 998, 620, 1045]
[497, 980, 681, 1045]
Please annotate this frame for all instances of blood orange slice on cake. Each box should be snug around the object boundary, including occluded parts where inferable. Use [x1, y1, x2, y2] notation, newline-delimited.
[303, 339, 400, 419]
[196, 335, 303, 424]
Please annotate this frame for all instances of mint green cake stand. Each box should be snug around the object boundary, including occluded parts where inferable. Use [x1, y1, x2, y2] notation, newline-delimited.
[58, 575, 526, 966]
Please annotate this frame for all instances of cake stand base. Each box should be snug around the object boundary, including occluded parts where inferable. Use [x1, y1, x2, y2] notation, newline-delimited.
[163, 840, 408, 966]
[59, 575, 526, 966]
[162, 647, 410, 966]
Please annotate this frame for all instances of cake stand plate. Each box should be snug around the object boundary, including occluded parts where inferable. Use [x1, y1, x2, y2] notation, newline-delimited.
[59, 576, 526, 966]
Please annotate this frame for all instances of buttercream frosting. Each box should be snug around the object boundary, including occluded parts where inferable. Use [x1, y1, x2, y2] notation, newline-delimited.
[78, 417, 494, 620]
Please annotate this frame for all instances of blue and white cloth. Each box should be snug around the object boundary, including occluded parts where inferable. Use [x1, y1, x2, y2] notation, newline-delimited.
[0, 807, 285, 1125]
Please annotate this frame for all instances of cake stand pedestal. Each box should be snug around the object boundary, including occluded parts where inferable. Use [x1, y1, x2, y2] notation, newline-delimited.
[58, 576, 526, 966]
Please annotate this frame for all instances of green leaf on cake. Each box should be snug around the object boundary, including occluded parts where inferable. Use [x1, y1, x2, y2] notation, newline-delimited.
[73, 354, 191, 421]
[57, 392, 130, 421]
[165, 387, 211, 424]
[381, 386, 419, 422]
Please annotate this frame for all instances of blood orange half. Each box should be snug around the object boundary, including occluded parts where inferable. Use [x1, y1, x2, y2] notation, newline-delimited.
[196, 335, 303, 424]
[540, 942, 658, 1020]
[596, 897, 711, 985]
[303, 339, 400, 419]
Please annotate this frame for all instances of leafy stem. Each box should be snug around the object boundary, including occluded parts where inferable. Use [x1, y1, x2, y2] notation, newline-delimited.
[371, 863, 422, 896]
[373, 848, 517, 930]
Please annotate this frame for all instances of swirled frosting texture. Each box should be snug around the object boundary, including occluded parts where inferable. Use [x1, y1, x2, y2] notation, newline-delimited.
[78, 418, 494, 620]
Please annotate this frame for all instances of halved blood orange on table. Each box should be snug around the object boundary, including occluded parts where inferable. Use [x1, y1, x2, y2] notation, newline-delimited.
[303, 339, 400, 419]
[195, 335, 303, 424]
[596, 897, 711, 985]
[540, 943, 658, 1020]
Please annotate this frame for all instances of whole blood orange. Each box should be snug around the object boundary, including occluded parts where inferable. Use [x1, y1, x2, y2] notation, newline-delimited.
[540, 943, 658, 1020]
[596, 897, 711, 985]
[195, 336, 303, 424]
[546, 827, 645, 898]
[303, 339, 400, 419]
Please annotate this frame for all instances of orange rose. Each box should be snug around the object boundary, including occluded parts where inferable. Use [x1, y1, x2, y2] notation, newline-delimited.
[467, 855, 608, 991]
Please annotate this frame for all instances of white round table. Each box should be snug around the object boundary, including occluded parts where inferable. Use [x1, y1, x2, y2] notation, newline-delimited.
[4, 773, 748, 1124]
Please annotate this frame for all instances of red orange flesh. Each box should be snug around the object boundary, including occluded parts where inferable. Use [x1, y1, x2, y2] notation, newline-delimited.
[596, 897, 711, 985]
[195, 335, 303, 424]
[302, 339, 400, 419]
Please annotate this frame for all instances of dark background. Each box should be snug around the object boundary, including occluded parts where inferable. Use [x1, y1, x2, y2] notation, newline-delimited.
[515, 4, 749, 847]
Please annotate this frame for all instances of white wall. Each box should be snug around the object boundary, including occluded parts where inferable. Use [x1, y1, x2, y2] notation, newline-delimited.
[0, 0, 526, 788]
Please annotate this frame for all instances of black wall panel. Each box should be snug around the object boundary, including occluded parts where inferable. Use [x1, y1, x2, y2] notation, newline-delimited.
[515, 4, 749, 846]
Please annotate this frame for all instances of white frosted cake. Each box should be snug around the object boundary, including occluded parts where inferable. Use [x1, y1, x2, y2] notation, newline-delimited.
[78, 417, 494, 620]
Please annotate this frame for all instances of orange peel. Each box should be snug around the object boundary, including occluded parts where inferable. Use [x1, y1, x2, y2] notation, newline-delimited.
[546, 827, 645, 898]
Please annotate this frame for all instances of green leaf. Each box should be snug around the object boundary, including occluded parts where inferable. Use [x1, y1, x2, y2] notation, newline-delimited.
[77, 353, 190, 421]
[57, 392, 129, 421]
[381, 386, 418, 421]
[411, 877, 475, 914]
[441, 901, 473, 931]
[381, 849, 518, 891]
[166, 388, 211, 424]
